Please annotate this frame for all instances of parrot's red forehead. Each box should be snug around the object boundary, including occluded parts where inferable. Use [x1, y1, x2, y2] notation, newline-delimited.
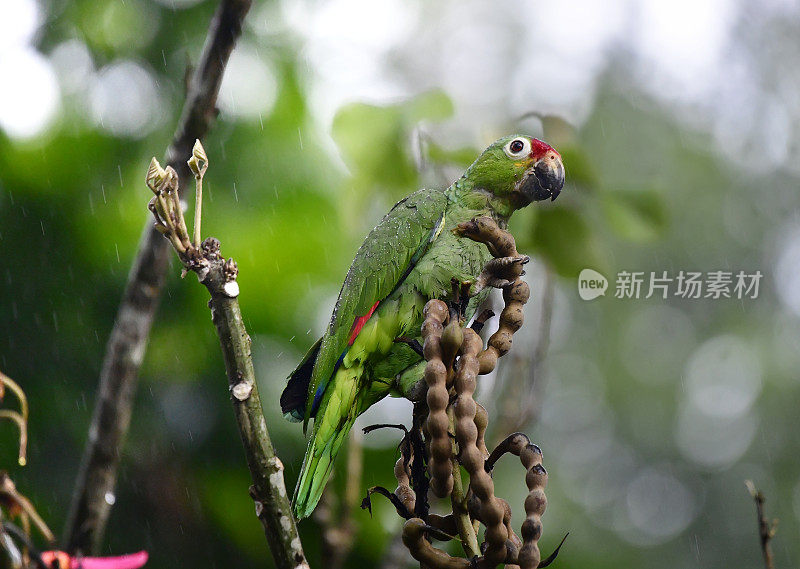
[530, 138, 559, 160]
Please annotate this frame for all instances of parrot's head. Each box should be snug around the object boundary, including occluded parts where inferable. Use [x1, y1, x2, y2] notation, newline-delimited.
[462, 134, 565, 217]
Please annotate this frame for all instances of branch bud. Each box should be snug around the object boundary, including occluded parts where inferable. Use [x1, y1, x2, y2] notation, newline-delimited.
[145, 157, 166, 193]
[188, 139, 208, 179]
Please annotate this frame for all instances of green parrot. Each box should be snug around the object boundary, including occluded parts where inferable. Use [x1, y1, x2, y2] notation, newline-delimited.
[281, 135, 565, 519]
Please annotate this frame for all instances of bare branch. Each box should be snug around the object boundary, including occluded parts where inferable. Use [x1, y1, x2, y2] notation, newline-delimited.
[143, 144, 308, 569]
[63, 0, 252, 555]
[746, 480, 778, 569]
[216, 270, 308, 569]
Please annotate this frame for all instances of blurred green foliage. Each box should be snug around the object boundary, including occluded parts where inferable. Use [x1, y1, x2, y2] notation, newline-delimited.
[1, 1, 799, 569]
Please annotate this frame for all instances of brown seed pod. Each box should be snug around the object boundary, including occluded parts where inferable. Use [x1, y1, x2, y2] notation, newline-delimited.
[452, 328, 507, 565]
[440, 318, 464, 377]
[422, 299, 453, 498]
[454, 217, 529, 376]
[393, 216, 553, 569]
[486, 433, 548, 569]
[402, 518, 470, 569]
[394, 452, 416, 514]
[474, 402, 489, 457]
[426, 513, 458, 536]
[453, 217, 517, 259]
[467, 495, 522, 568]
[478, 279, 531, 373]
[498, 497, 523, 561]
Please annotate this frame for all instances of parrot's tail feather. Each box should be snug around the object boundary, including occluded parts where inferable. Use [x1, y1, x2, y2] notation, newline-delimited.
[293, 365, 362, 519]
[281, 337, 322, 421]
[292, 414, 356, 519]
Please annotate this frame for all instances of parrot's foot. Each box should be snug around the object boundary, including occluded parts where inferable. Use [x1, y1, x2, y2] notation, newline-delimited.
[475, 255, 530, 293]
[449, 278, 474, 321]
[394, 336, 424, 357]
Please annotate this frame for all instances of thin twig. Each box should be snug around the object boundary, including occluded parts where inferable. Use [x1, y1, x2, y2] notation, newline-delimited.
[145, 145, 308, 569]
[0, 521, 48, 569]
[0, 373, 28, 423]
[0, 412, 26, 467]
[745, 480, 777, 569]
[63, 0, 252, 555]
[0, 372, 28, 466]
[0, 473, 55, 545]
[188, 143, 208, 248]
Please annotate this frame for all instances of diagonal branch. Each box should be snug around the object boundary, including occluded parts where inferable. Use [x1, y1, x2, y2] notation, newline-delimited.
[143, 144, 308, 569]
[63, 0, 252, 554]
[745, 480, 778, 569]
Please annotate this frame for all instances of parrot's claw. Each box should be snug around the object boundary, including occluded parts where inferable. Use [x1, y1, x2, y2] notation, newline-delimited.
[475, 255, 529, 293]
[448, 278, 474, 321]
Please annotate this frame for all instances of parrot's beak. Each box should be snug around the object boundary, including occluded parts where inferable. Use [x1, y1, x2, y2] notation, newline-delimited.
[516, 153, 565, 204]
[534, 154, 565, 201]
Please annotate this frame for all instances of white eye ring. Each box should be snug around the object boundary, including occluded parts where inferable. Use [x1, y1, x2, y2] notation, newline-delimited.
[503, 137, 531, 158]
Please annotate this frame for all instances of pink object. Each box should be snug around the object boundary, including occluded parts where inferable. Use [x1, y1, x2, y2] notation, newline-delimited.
[40, 551, 148, 569]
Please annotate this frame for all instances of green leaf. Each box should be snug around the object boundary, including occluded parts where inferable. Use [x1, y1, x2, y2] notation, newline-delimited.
[530, 206, 606, 278]
[332, 102, 416, 191]
[331, 91, 455, 192]
[425, 142, 480, 168]
[559, 145, 599, 190]
[404, 89, 454, 122]
[600, 190, 668, 243]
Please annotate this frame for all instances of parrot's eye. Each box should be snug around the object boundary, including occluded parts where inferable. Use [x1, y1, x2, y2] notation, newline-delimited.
[504, 138, 531, 158]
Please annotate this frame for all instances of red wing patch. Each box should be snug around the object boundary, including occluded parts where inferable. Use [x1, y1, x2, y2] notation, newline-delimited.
[348, 301, 380, 345]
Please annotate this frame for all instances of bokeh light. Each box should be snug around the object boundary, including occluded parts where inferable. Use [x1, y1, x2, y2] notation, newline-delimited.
[621, 467, 697, 545]
[0, 48, 60, 138]
[218, 45, 279, 120]
[88, 60, 164, 138]
[676, 406, 758, 468]
[0, 0, 59, 138]
[685, 335, 762, 419]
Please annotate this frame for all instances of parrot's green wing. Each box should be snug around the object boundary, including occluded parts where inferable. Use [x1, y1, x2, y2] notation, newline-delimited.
[301, 188, 448, 428]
